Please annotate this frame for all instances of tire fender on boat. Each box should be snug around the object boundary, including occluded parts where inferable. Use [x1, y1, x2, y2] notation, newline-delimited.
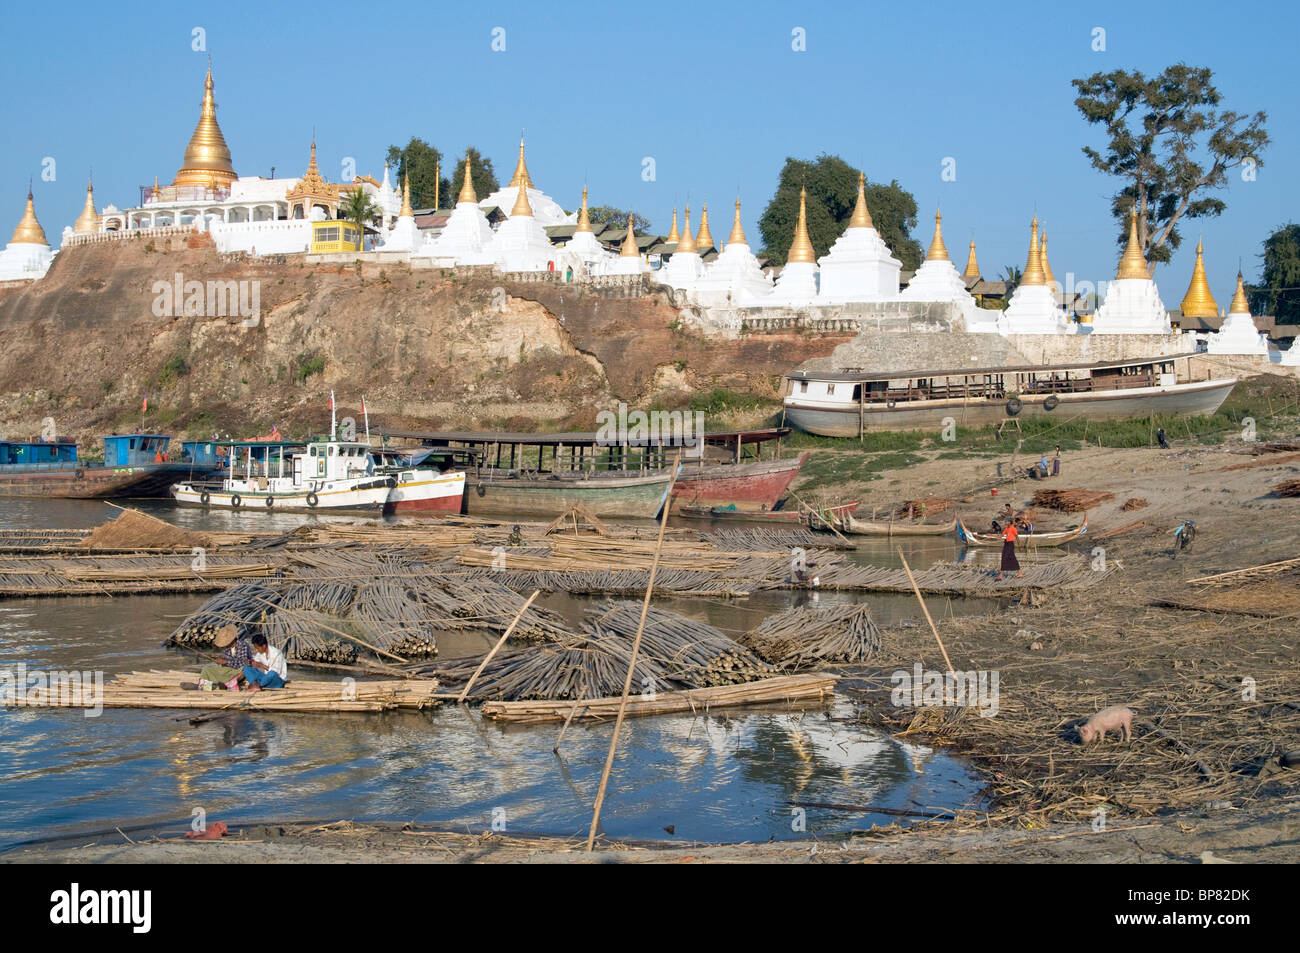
[265, 496, 274, 508]
[199, 490, 211, 506]
[230, 494, 242, 508]
[476, 484, 486, 497]
[886, 399, 897, 409]
[306, 491, 319, 508]
[1044, 394, 1060, 411]
[1006, 397, 1023, 416]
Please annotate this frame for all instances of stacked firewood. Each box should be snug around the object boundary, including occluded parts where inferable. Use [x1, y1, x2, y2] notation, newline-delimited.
[1031, 488, 1115, 511]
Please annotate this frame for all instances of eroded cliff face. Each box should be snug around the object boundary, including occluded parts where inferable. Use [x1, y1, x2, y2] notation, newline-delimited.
[0, 237, 847, 441]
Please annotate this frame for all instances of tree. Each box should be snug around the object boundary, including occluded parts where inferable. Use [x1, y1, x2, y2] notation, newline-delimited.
[1251, 223, 1300, 322]
[757, 154, 922, 269]
[1073, 64, 1269, 270]
[587, 205, 651, 233]
[386, 138, 450, 210]
[447, 148, 499, 207]
[340, 189, 381, 248]
[1001, 265, 1023, 294]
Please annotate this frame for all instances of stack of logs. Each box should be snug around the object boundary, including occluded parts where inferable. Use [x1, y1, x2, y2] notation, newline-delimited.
[1031, 488, 1115, 511]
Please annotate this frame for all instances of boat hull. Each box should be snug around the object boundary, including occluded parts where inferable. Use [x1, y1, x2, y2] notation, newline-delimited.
[385, 473, 466, 514]
[843, 516, 958, 537]
[669, 454, 807, 512]
[785, 379, 1237, 437]
[172, 483, 393, 513]
[465, 472, 672, 519]
[0, 463, 209, 499]
[678, 500, 860, 524]
[956, 515, 1088, 547]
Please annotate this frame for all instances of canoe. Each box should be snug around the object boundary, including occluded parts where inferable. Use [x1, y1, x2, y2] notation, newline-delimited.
[465, 469, 674, 519]
[956, 515, 1088, 547]
[842, 516, 958, 537]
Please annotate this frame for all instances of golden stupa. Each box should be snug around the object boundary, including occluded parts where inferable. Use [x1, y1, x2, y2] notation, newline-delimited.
[1229, 272, 1250, 315]
[73, 178, 100, 234]
[962, 240, 980, 281]
[457, 155, 477, 204]
[508, 138, 532, 190]
[676, 206, 697, 253]
[925, 210, 949, 261]
[728, 198, 746, 245]
[174, 67, 236, 189]
[696, 203, 714, 249]
[1115, 209, 1150, 280]
[575, 186, 592, 232]
[1180, 239, 1218, 318]
[848, 172, 873, 229]
[620, 214, 639, 257]
[10, 190, 47, 246]
[666, 208, 679, 243]
[786, 188, 816, 264]
[400, 174, 414, 218]
[510, 176, 534, 217]
[1019, 216, 1046, 286]
[1040, 232, 1056, 285]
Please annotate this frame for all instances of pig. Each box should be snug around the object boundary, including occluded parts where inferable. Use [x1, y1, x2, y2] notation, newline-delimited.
[1078, 705, 1134, 745]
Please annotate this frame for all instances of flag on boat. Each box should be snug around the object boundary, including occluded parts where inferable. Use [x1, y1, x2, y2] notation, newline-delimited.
[141, 393, 148, 413]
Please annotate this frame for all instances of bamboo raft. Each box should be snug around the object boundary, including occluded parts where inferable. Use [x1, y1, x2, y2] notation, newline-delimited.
[480, 674, 836, 723]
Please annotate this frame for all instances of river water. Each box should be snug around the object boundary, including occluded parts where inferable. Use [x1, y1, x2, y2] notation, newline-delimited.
[0, 499, 1001, 850]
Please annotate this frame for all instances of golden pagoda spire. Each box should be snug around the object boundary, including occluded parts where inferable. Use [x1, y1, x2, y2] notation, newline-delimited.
[174, 67, 236, 188]
[676, 205, 697, 253]
[400, 173, 413, 217]
[696, 203, 714, 249]
[962, 239, 980, 281]
[1040, 231, 1055, 285]
[151, 175, 161, 200]
[510, 177, 533, 217]
[786, 188, 816, 264]
[1115, 208, 1150, 280]
[1020, 216, 1046, 286]
[1229, 271, 1250, 316]
[1180, 239, 1219, 318]
[620, 214, 639, 257]
[73, 177, 100, 234]
[10, 188, 47, 246]
[666, 208, 679, 243]
[508, 138, 532, 190]
[575, 185, 592, 232]
[457, 155, 477, 204]
[727, 198, 746, 246]
[925, 210, 949, 262]
[848, 172, 873, 229]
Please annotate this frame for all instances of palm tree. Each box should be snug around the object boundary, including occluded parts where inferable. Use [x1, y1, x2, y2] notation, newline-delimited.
[340, 189, 381, 250]
[1001, 264, 1023, 294]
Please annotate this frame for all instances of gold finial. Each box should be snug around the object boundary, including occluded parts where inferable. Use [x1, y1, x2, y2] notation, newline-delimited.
[696, 203, 714, 249]
[676, 205, 697, 253]
[1020, 216, 1046, 286]
[510, 176, 533, 217]
[925, 210, 949, 262]
[151, 175, 161, 200]
[400, 173, 414, 217]
[666, 208, 679, 243]
[962, 239, 980, 281]
[1180, 239, 1219, 318]
[10, 188, 47, 246]
[786, 188, 816, 264]
[174, 66, 236, 188]
[508, 138, 532, 190]
[1229, 271, 1250, 316]
[848, 172, 873, 229]
[575, 185, 592, 232]
[1116, 208, 1149, 280]
[727, 198, 746, 246]
[620, 214, 639, 257]
[457, 155, 477, 204]
[1040, 231, 1055, 285]
[74, 177, 100, 234]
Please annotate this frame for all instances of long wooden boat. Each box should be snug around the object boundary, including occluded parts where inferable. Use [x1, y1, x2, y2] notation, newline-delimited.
[956, 515, 1088, 547]
[670, 453, 808, 512]
[679, 499, 859, 525]
[783, 355, 1235, 436]
[465, 469, 674, 519]
[842, 515, 958, 537]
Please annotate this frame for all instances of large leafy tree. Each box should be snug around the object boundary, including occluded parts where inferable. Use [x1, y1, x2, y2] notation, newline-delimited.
[1251, 223, 1300, 322]
[447, 148, 499, 207]
[757, 154, 922, 269]
[1073, 64, 1269, 270]
[587, 205, 651, 233]
[339, 189, 381, 247]
[386, 138, 450, 210]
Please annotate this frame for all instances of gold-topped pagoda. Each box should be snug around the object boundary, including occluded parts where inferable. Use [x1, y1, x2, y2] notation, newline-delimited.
[620, 215, 639, 257]
[961, 240, 980, 281]
[73, 178, 100, 234]
[666, 208, 679, 243]
[727, 198, 746, 245]
[174, 68, 237, 189]
[575, 186, 592, 232]
[848, 172, 873, 229]
[1020, 216, 1046, 286]
[10, 190, 47, 246]
[696, 203, 714, 249]
[1229, 271, 1250, 315]
[285, 141, 340, 220]
[925, 210, 949, 261]
[675, 206, 697, 253]
[786, 188, 816, 264]
[1116, 209, 1150, 280]
[511, 178, 534, 217]
[1180, 239, 1218, 318]
[399, 174, 414, 218]
[457, 155, 477, 204]
[1040, 232, 1055, 286]
[508, 138, 532, 190]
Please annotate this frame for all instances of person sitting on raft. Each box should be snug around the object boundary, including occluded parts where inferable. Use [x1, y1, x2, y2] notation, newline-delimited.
[242, 633, 288, 692]
[198, 624, 252, 691]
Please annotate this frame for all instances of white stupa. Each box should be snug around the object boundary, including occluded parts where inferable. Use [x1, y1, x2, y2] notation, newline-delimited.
[691, 199, 773, 306]
[604, 214, 649, 276]
[900, 212, 1000, 331]
[484, 176, 556, 272]
[1207, 273, 1268, 355]
[562, 186, 611, 265]
[1003, 216, 1069, 334]
[1091, 210, 1171, 334]
[479, 139, 574, 228]
[1280, 342, 1300, 366]
[817, 173, 900, 301]
[768, 188, 819, 305]
[379, 175, 423, 253]
[0, 190, 53, 282]
[657, 204, 705, 290]
[417, 155, 496, 264]
[375, 162, 400, 227]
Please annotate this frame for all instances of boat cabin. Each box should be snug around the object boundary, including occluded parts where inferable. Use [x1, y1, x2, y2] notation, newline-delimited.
[102, 433, 173, 466]
[0, 439, 78, 466]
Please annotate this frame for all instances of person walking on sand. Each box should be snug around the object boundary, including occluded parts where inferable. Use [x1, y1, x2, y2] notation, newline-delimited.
[995, 520, 1023, 581]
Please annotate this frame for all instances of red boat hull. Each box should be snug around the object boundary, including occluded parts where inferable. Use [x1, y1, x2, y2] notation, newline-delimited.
[670, 453, 808, 512]
[385, 494, 464, 514]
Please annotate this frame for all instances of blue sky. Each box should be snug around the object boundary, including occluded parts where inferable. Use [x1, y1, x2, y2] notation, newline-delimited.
[2, 0, 1295, 302]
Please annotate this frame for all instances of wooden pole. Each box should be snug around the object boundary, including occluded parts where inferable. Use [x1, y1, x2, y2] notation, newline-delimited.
[586, 453, 681, 851]
[897, 547, 954, 673]
[456, 589, 540, 704]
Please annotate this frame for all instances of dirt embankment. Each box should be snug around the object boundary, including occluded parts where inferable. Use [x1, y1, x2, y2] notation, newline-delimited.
[0, 239, 845, 442]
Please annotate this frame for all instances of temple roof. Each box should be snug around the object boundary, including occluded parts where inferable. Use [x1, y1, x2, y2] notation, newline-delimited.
[1116, 210, 1150, 280]
[285, 141, 339, 203]
[727, 199, 746, 245]
[1180, 240, 1219, 318]
[925, 210, 949, 262]
[9, 189, 47, 246]
[175, 68, 236, 188]
[73, 178, 100, 234]
[786, 188, 815, 264]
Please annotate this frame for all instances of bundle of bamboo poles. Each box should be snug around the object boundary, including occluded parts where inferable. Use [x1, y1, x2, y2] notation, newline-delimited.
[454, 566, 755, 598]
[741, 604, 882, 669]
[701, 528, 855, 551]
[1031, 488, 1115, 511]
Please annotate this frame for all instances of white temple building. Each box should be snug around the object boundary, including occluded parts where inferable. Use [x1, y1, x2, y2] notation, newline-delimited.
[0, 190, 54, 282]
[556, 186, 613, 276]
[690, 199, 772, 306]
[478, 139, 575, 228]
[415, 155, 497, 265]
[374, 163, 401, 228]
[1002, 217, 1070, 334]
[378, 176, 424, 253]
[767, 188, 819, 305]
[1091, 210, 1171, 334]
[483, 179, 557, 272]
[816, 173, 900, 302]
[657, 205, 705, 290]
[1207, 273, 1268, 355]
[899, 210, 999, 330]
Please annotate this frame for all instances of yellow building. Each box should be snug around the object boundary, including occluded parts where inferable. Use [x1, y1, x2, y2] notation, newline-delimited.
[310, 220, 362, 253]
